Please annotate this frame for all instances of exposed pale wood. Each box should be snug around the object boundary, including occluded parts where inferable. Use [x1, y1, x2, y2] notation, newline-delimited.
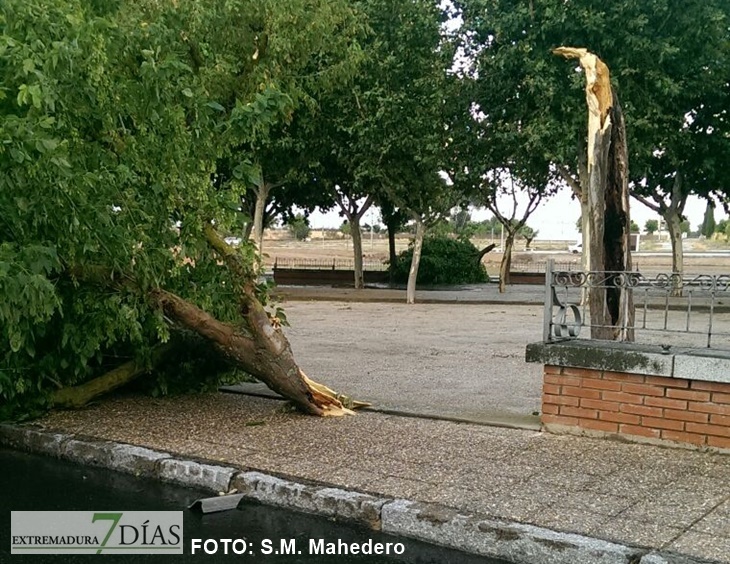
[555, 47, 634, 340]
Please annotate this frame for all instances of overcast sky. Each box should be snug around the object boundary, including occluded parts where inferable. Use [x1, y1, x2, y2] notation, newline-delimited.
[305, 187, 724, 241]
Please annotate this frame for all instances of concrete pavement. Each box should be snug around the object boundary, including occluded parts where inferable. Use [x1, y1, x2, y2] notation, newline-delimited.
[5, 284, 730, 562]
[7, 393, 730, 563]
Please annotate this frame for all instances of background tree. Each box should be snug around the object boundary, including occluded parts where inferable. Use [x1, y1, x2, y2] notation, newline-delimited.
[287, 214, 311, 241]
[701, 201, 717, 239]
[644, 219, 659, 235]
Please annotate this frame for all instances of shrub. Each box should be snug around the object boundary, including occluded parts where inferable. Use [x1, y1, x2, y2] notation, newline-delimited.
[390, 235, 488, 286]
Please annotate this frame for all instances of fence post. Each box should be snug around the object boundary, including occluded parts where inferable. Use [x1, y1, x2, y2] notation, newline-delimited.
[543, 259, 554, 342]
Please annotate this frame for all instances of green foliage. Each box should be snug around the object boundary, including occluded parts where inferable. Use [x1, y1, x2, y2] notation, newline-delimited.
[644, 219, 659, 235]
[390, 236, 488, 286]
[630, 221, 640, 234]
[701, 202, 717, 238]
[286, 214, 311, 241]
[0, 0, 361, 419]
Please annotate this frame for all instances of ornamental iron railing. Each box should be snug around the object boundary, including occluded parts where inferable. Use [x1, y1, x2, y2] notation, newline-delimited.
[543, 260, 730, 349]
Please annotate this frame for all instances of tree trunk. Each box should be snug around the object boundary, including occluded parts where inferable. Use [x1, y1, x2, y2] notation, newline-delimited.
[666, 210, 684, 296]
[51, 346, 170, 409]
[498, 234, 514, 293]
[182, 224, 362, 416]
[350, 215, 365, 289]
[605, 92, 634, 340]
[252, 183, 271, 255]
[406, 217, 425, 304]
[555, 47, 633, 340]
[387, 220, 397, 284]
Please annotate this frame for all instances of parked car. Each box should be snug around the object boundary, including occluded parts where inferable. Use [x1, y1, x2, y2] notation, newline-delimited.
[568, 242, 582, 254]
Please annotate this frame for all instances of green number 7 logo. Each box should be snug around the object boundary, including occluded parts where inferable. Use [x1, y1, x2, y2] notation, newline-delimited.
[92, 513, 123, 554]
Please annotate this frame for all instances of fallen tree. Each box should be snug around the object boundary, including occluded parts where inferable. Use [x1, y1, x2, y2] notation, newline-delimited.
[0, 0, 365, 419]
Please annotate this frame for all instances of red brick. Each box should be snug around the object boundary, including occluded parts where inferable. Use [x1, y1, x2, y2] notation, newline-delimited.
[542, 383, 561, 396]
[581, 379, 622, 391]
[620, 424, 661, 439]
[544, 365, 563, 375]
[646, 375, 689, 388]
[688, 402, 730, 416]
[563, 367, 602, 379]
[542, 414, 579, 427]
[581, 399, 620, 412]
[664, 409, 709, 424]
[543, 394, 580, 407]
[686, 423, 730, 438]
[599, 411, 641, 425]
[690, 381, 730, 393]
[709, 414, 730, 427]
[545, 374, 582, 387]
[603, 371, 644, 383]
[641, 417, 685, 431]
[661, 430, 707, 446]
[707, 435, 730, 449]
[602, 391, 644, 405]
[620, 404, 663, 418]
[621, 383, 665, 397]
[645, 396, 687, 410]
[667, 389, 711, 402]
[562, 386, 601, 400]
[561, 406, 599, 419]
[711, 393, 730, 405]
[541, 403, 559, 415]
[578, 419, 618, 433]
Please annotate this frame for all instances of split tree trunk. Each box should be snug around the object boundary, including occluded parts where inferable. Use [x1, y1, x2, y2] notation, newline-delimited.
[406, 217, 425, 304]
[162, 225, 360, 416]
[555, 47, 634, 341]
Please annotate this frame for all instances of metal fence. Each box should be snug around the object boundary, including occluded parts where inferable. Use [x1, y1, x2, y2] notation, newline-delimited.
[543, 260, 730, 350]
[272, 257, 389, 271]
[510, 261, 581, 273]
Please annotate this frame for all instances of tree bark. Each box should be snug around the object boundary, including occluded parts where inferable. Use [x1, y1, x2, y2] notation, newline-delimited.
[666, 209, 684, 296]
[387, 219, 398, 284]
[605, 92, 634, 340]
[181, 224, 361, 415]
[350, 215, 365, 289]
[334, 193, 373, 290]
[406, 217, 425, 304]
[555, 47, 633, 340]
[476, 243, 496, 264]
[251, 182, 271, 255]
[498, 234, 514, 293]
[51, 346, 170, 409]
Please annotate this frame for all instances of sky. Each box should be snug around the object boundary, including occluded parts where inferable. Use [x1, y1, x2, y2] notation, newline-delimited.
[305, 187, 725, 241]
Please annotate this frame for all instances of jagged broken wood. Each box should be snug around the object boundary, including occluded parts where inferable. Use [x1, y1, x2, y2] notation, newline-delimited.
[554, 47, 634, 341]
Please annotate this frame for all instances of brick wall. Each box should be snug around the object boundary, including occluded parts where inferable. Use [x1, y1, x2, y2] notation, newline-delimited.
[542, 365, 730, 450]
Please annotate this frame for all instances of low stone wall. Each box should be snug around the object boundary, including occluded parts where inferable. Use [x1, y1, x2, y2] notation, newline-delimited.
[527, 340, 730, 452]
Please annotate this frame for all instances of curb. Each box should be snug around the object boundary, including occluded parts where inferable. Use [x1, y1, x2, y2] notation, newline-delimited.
[0, 424, 714, 564]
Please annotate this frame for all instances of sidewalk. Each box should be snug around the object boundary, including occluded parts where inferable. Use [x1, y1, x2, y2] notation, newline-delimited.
[12, 392, 730, 563]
